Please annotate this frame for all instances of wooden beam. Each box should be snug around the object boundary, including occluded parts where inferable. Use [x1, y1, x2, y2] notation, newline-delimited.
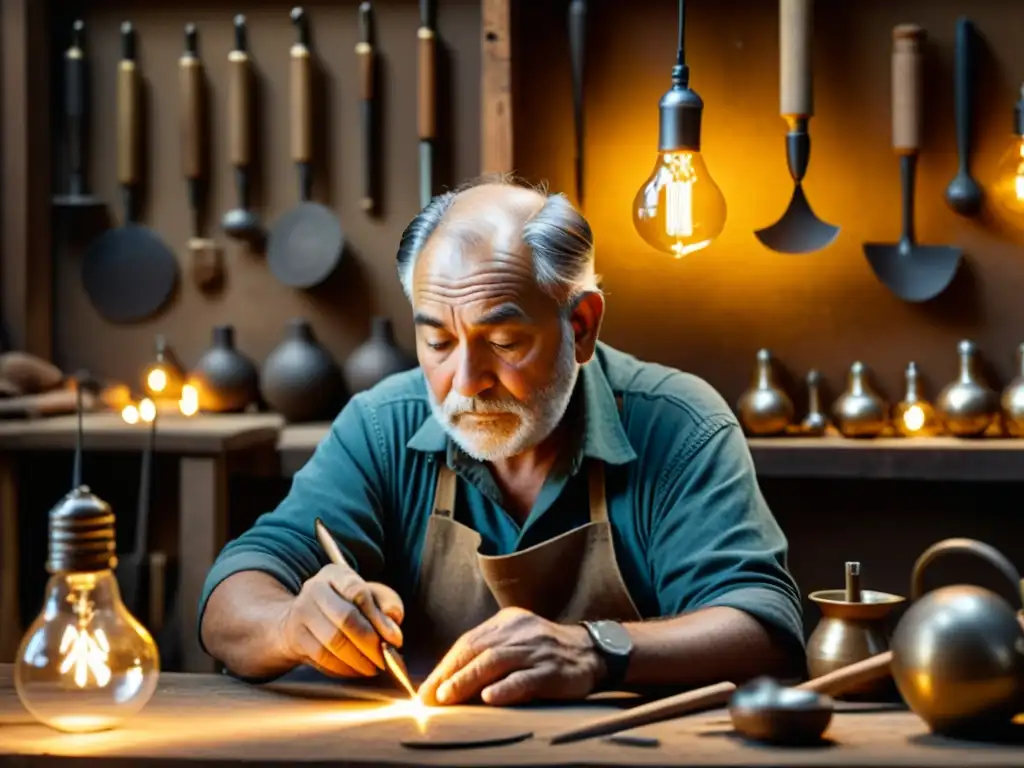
[481, 0, 513, 174]
[1, 0, 52, 358]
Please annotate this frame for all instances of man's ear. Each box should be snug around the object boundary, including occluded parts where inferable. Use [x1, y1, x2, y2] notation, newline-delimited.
[569, 291, 605, 364]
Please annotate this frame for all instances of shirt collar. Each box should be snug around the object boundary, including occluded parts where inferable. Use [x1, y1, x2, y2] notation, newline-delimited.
[405, 350, 638, 467]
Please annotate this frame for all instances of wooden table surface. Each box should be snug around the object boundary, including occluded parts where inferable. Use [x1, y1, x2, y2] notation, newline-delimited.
[1, 666, 1022, 767]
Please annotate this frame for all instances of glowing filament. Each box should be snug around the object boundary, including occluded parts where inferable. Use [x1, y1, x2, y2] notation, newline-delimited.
[902, 405, 925, 432]
[664, 154, 695, 240]
[146, 368, 167, 394]
[58, 590, 112, 689]
[179, 384, 199, 417]
[139, 398, 156, 423]
[121, 404, 140, 424]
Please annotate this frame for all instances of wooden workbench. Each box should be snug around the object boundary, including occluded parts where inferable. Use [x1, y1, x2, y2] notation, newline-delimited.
[0, 413, 283, 673]
[0, 665, 1022, 767]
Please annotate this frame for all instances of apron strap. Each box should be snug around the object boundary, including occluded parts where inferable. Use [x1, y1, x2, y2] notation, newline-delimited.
[432, 464, 458, 519]
[587, 461, 609, 524]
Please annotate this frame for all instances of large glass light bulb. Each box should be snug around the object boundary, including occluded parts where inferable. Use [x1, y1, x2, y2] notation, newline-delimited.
[633, 149, 726, 258]
[15, 487, 159, 733]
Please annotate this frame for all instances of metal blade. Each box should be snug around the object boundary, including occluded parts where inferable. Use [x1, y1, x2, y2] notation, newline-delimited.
[383, 643, 417, 699]
[862, 243, 963, 302]
[419, 140, 433, 209]
[754, 184, 840, 254]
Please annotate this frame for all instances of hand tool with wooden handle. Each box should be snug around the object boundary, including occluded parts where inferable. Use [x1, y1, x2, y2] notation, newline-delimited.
[356, 2, 377, 214]
[82, 21, 178, 324]
[944, 17, 982, 216]
[180, 23, 220, 291]
[221, 14, 263, 243]
[267, 7, 345, 289]
[754, 0, 839, 254]
[568, 0, 586, 208]
[54, 20, 103, 207]
[314, 518, 415, 698]
[418, 0, 436, 209]
[863, 24, 962, 303]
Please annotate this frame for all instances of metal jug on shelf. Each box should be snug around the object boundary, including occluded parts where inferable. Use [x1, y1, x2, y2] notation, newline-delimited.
[890, 538, 1024, 737]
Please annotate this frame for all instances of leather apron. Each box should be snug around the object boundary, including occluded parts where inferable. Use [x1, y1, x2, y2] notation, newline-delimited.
[405, 458, 642, 668]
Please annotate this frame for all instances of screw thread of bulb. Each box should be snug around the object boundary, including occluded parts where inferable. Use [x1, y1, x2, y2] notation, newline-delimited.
[47, 486, 117, 574]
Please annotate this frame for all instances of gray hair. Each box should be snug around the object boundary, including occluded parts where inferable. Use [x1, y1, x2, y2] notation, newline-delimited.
[395, 175, 599, 307]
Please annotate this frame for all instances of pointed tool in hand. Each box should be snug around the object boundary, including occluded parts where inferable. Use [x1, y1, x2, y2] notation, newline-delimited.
[755, 0, 839, 254]
[314, 518, 416, 698]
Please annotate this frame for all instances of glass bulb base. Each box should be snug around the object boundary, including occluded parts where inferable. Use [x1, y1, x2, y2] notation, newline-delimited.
[15, 570, 159, 733]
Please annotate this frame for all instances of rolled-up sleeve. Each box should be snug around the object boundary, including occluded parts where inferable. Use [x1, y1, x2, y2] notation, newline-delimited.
[648, 418, 804, 650]
[196, 396, 388, 645]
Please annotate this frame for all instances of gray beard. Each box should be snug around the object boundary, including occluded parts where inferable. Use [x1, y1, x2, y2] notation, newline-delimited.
[427, 325, 580, 462]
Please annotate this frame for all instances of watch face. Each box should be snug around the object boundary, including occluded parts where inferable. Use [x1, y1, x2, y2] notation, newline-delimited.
[591, 620, 632, 655]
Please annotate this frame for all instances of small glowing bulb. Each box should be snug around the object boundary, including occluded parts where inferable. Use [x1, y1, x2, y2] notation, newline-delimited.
[139, 398, 157, 424]
[179, 384, 199, 417]
[15, 489, 159, 733]
[902, 404, 925, 432]
[146, 368, 167, 395]
[633, 150, 727, 258]
[121, 404, 139, 425]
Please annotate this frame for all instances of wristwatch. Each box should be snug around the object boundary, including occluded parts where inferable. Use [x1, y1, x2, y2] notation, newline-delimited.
[580, 619, 633, 691]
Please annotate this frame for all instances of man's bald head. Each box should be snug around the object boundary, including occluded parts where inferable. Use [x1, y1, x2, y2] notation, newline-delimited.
[396, 176, 597, 307]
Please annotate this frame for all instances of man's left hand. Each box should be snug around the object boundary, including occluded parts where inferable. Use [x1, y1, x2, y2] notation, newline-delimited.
[418, 607, 605, 706]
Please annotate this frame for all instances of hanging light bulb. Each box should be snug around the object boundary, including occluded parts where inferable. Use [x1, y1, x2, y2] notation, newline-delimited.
[142, 335, 184, 400]
[15, 383, 159, 733]
[992, 84, 1024, 220]
[633, 0, 726, 258]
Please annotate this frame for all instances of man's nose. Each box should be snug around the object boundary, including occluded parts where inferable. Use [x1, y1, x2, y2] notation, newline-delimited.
[452, 344, 496, 398]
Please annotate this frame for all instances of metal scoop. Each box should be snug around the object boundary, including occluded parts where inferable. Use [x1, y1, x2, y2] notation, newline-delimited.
[755, 0, 839, 254]
[863, 25, 962, 303]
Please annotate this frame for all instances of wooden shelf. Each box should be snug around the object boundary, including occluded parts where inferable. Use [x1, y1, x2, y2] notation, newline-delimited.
[748, 437, 1024, 482]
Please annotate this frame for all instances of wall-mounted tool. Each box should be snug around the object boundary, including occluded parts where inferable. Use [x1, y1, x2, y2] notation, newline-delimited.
[180, 24, 220, 292]
[222, 15, 263, 244]
[942, 19, 983, 217]
[568, 0, 587, 208]
[53, 20, 103, 210]
[267, 7, 345, 288]
[356, 2, 377, 215]
[418, 0, 437, 209]
[944, 17, 982, 216]
[863, 25, 961, 303]
[755, 0, 838, 253]
[81, 22, 179, 324]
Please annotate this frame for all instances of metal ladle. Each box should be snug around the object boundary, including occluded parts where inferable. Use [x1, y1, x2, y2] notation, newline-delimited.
[729, 651, 893, 745]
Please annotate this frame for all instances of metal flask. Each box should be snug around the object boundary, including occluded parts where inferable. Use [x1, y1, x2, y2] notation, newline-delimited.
[890, 538, 1024, 737]
[1000, 342, 1024, 436]
[831, 362, 887, 438]
[736, 349, 794, 436]
[936, 339, 998, 437]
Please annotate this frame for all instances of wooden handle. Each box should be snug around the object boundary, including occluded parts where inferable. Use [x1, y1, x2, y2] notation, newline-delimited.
[799, 651, 892, 696]
[892, 24, 925, 153]
[548, 681, 737, 744]
[290, 9, 313, 163]
[315, 518, 348, 567]
[228, 15, 251, 167]
[356, 2, 374, 102]
[779, 0, 812, 117]
[418, 28, 436, 140]
[117, 22, 139, 187]
[179, 24, 203, 180]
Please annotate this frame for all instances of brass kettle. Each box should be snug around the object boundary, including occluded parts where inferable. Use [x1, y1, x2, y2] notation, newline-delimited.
[736, 349, 793, 436]
[890, 538, 1024, 737]
[936, 340, 998, 437]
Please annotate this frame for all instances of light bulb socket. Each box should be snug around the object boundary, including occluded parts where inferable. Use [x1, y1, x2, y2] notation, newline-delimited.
[47, 485, 117, 573]
[658, 65, 703, 153]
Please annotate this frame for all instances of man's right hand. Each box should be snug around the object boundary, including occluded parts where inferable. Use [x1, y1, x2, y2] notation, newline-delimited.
[279, 564, 405, 678]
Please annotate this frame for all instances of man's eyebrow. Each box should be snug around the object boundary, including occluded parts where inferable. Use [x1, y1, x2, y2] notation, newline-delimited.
[413, 312, 446, 329]
[476, 303, 532, 326]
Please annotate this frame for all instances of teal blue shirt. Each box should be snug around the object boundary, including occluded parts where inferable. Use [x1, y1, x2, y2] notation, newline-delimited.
[199, 343, 804, 652]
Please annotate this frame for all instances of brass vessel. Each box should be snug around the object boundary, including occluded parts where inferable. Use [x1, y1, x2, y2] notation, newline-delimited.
[1000, 342, 1024, 436]
[736, 349, 793, 436]
[807, 562, 904, 699]
[936, 340, 998, 437]
[892, 362, 940, 437]
[831, 362, 887, 438]
[800, 370, 827, 436]
[890, 538, 1024, 737]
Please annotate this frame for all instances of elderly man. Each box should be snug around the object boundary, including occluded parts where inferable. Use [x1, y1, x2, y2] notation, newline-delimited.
[199, 178, 804, 707]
